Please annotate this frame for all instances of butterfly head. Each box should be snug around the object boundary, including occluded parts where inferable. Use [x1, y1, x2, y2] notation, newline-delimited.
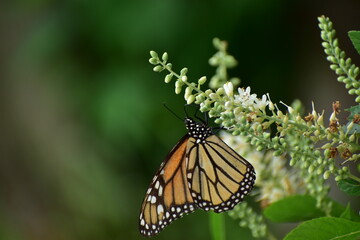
[185, 118, 213, 143]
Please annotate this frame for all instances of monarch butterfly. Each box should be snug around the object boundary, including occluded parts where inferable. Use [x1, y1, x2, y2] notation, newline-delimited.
[139, 116, 255, 237]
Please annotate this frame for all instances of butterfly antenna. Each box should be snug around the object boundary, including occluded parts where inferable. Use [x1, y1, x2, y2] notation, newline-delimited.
[163, 103, 183, 122]
[184, 104, 208, 124]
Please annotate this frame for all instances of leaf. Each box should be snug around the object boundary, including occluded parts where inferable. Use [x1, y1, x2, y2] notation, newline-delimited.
[344, 122, 360, 135]
[337, 178, 360, 196]
[263, 195, 323, 222]
[284, 217, 360, 240]
[331, 199, 360, 222]
[349, 31, 360, 55]
[344, 105, 360, 135]
[345, 105, 360, 120]
[340, 203, 352, 220]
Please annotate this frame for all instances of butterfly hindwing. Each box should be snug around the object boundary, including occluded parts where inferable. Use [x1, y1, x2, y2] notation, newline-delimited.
[139, 135, 197, 237]
[186, 135, 255, 213]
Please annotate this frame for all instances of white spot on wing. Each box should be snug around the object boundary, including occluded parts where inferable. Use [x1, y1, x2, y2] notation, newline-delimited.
[157, 204, 164, 214]
[158, 185, 163, 196]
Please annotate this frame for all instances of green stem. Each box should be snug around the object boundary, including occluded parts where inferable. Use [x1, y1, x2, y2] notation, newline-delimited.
[349, 173, 360, 183]
[209, 212, 226, 240]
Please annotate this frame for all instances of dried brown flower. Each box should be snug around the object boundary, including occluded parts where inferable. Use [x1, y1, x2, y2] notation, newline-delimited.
[329, 147, 338, 158]
[353, 114, 360, 124]
[304, 113, 314, 122]
[328, 120, 339, 133]
[332, 101, 341, 115]
[341, 148, 352, 159]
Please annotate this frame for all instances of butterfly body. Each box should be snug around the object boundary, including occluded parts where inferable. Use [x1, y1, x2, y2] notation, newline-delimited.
[139, 117, 255, 237]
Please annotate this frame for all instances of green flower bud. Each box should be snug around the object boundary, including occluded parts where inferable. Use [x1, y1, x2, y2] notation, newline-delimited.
[347, 122, 354, 132]
[289, 158, 296, 166]
[166, 63, 172, 69]
[256, 145, 264, 151]
[216, 88, 225, 95]
[214, 118, 222, 124]
[149, 57, 159, 65]
[175, 80, 183, 88]
[198, 76, 207, 85]
[352, 81, 359, 89]
[232, 130, 240, 136]
[322, 42, 330, 48]
[323, 170, 331, 179]
[273, 149, 283, 156]
[335, 176, 342, 181]
[161, 52, 168, 62]
[153, 65, 163, 72]
[348, 89, 356, 95]
[349, 134, 355, 142]
[165, 73, 173, 83]
[180, 68, 188, 76]
[205, 89, 213, 95]
[263, 132, 270, 139]
[175, 87, 182, 94]
[317, 167, 323, 175]
[209, 93, 218, 100]
[256, 124, 263, 133]
[187, 95, 195, 104]
[150, 50, 158, 58]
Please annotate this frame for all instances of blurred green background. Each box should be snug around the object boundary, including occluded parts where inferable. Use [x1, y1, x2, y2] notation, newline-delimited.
[1, 1, 360, 240]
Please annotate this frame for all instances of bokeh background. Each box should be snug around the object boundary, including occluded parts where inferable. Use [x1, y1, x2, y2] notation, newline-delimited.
[1, 1, 360, 240]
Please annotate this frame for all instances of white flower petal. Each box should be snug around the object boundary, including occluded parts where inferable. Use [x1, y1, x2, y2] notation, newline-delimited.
[223, 82, 234, 97]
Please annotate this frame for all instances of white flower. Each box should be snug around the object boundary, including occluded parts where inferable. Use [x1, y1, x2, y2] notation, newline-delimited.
[224, 101, 232, 110]
[254, 94, 269, 111]
[234, 87, 259, 110]
[223, 82, 234, 97]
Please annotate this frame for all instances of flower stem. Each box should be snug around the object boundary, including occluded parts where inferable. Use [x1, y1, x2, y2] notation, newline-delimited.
[348, 173, 360, 183]
[209, 212, 226, 240]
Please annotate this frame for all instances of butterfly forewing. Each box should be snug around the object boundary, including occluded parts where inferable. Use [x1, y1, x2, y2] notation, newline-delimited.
[139, 135, 197, 237]
[186, 135, 256, 212]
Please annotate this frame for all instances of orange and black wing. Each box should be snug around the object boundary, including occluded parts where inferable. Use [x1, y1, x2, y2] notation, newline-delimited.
[186, 135, 255, 213]
[139, 135, 197, 237]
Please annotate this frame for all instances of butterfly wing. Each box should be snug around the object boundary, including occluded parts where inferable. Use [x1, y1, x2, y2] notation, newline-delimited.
[139, 134, 197, 237]
[186, 135, 255, 212]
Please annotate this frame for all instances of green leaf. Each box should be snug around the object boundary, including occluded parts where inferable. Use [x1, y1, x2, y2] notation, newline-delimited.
[340, 203, 352, 220]
[263, 195, 323, 222]
[331, 199, 360, 222]
[345, 105, 360, 120]
[284, 217, 360, 240]
[349, 31, 360, 55]
[344, 105, 360, 135]
[337, 178, 360, 196]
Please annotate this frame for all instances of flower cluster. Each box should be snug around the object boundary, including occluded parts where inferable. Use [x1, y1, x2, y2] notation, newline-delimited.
[221, 132, 304, 207]
[228, 201, 267, 238]
[319, 16, 360, 101]
[148, 16, 360, 238]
